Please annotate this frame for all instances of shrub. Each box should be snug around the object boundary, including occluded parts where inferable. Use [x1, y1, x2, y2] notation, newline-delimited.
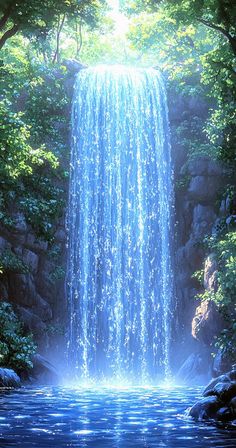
[0, 301, 36, 374]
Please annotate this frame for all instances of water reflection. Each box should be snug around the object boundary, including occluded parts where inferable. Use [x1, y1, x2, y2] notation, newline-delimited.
[0, 386, 235, 447]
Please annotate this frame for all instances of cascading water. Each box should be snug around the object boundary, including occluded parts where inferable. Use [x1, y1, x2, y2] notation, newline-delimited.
[67, 65, 173, 384]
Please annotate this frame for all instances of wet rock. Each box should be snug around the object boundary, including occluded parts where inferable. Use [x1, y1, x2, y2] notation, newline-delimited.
[0, 368, 21, 388]
[62, 58, 87, 74]
[31, 354, 59, 385]
[229, 397, 236, 413]
[189, 395, 221, 420]
[208, 382, 236, 402]
[189, 367, 236, 425]
[216, 406, 233, 421]
[203, 374, 231, 395]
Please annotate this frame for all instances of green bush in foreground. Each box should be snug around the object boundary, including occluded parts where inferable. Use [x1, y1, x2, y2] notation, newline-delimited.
[0, 301, 36, 374]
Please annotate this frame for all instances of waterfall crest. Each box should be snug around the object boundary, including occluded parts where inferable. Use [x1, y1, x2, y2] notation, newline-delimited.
[67, 65, 173, 384]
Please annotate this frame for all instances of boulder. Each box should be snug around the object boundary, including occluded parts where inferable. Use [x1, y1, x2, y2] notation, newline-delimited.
[205, 382, 236, 402]
[216, 406, 233, 421]
[176, 352, 211, 385]
[203, 374, 231, 395]
[31, 354, 59, 385]
[188, 176, 219, 202]
[62, 58, 87, 74]
[229, 396, 236, 414]
[189, 395, 221, 420]
[188, 367, 236, 424]
[0, 368, 21, 388]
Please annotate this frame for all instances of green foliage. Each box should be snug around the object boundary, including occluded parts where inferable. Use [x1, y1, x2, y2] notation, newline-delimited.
[197, 231, 236, 357]
[0, 249, 29, 275]
[126, 0, 236, 168]
[175, 174, 191, 192]
[0, 301, 36, 373]
[0, 1, 106, 50]
[0, 39, 68, 241]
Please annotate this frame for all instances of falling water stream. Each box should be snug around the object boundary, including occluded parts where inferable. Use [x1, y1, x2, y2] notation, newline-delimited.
[67, 65, 173, 384]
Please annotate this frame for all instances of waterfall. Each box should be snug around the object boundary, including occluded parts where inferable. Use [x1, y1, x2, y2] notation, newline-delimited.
[67, 65, 173, 384]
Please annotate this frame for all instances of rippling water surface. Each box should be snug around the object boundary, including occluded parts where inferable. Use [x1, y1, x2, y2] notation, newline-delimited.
[0, 386, 235, 447]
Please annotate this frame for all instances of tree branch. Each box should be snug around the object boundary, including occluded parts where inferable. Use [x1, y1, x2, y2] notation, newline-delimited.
[197, 18, 236, 56]
[0, 23, 19, 50]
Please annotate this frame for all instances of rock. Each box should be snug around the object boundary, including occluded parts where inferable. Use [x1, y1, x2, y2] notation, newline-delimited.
[31, 354, 59, 385]
[176, 352, 211, 385]
[0, 283, 8, 300]
[203, 374, 231, 395]
[188, 176, 219, 202]
[62, 59, 87, 74]
[229, 370, 236, 381]
[213, 349, 233, 377]
[204, 254, 218, 292]
[54, 228, 66, 242]
[0, 368, 21, 388]
[0, 237, 8, 251]
[189, 395, 221, 420]
[229, 397, 236, 414]
[208, 382, 236, 402]
[22, 249, 39, 273]
[11, 212, 27, 234]
[33, 294, 52, 321]
[192, 300, 223, 345]
[16, 306, 47, 337]
[216, 406, 233, 421]
[192, 205, 216, 239]
[25, 233, 48, 253]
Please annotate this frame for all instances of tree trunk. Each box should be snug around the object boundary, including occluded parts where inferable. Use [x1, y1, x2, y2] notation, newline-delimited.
[75, 20, 83, 57]
[52, 14, 66, 64]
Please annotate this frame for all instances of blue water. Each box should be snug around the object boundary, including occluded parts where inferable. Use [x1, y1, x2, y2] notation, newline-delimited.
[67, 65, 174, 382]
[0, 386, 235, 447]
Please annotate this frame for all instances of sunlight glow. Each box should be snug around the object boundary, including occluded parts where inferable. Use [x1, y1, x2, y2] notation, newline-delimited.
[108, 0, 129, 35]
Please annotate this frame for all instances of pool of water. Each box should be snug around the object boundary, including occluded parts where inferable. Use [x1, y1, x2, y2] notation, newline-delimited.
[0, 386, 235, 447]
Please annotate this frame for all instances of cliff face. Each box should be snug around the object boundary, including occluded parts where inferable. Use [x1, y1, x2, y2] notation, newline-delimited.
[169, 94, 228, 379]
[0, 63, 227, 376]
[0, 214, 67, 362]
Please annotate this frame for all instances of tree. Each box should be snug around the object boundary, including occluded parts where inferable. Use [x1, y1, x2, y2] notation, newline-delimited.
[126, 0, 236, 56]
[0, 0, 106, 50]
